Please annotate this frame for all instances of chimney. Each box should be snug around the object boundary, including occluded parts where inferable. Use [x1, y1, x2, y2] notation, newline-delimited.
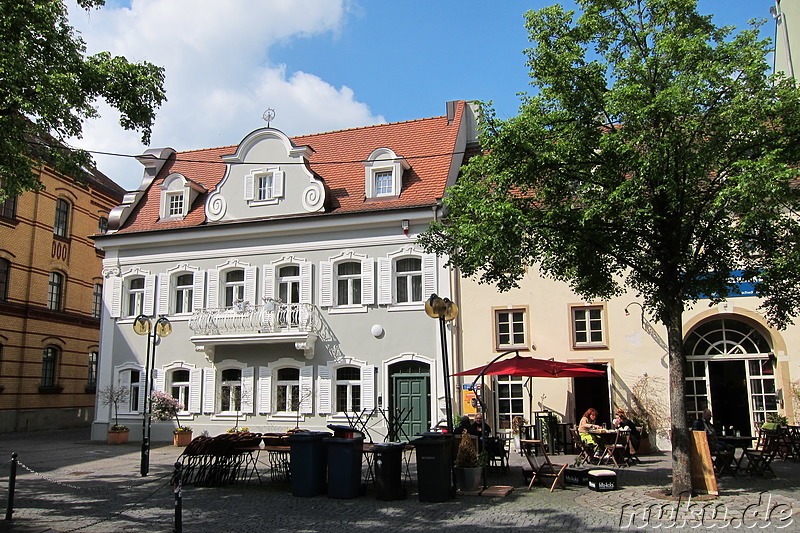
[446, 101, 458, 125]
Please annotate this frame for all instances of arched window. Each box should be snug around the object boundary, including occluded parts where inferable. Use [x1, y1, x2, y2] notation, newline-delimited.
[336, 366, 361, 413]
[395, 257, 422, 303]
[54, 199, 70, 237]
[336, 261, 361, 306]
[224, 269, 245, 307]
[48, 272, 64, 311]
[169, 369, 191, 411]
[220, 368, 242, 412]
[41, 346, 59, 387]
[0, 258, 9, 301]
[276, 367, 300, 412]
[173, 273, 194, 314]
[127, 276, 145, 317]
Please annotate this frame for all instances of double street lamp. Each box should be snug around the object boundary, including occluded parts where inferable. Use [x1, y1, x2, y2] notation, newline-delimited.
[424, 293, 459, 433]
[133, 314, 172, 477]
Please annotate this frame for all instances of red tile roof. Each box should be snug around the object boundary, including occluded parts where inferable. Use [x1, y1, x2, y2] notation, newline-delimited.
[117, 101, 466, 234]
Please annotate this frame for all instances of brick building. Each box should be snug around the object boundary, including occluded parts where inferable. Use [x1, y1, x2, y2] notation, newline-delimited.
[0, 162, 124, 432]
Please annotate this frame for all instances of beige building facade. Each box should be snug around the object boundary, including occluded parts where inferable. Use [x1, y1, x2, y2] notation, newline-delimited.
[455, 269, 796, 451]
[0, 163, 124, 432]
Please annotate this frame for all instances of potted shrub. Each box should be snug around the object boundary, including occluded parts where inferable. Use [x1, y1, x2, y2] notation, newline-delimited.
[454, 430, 483, 492]
[150, 391, 192, 446]
[99, 385, 130, 444]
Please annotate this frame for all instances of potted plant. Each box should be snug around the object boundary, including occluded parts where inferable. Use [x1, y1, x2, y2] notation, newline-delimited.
[454, 430, 483, 492]
[99, 385, 130, 444]
[150, 391, 192, 446]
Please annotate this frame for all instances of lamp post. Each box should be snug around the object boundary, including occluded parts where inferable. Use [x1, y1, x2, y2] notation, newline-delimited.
[424, 294, 459, 433]
[133, 314, 172, 477]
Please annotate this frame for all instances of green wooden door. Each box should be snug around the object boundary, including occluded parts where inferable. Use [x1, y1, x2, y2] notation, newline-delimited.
[393, 374, 429, 440]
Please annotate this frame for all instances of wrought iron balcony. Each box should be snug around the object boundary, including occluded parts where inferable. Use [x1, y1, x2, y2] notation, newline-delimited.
[188, 301, 318, 358]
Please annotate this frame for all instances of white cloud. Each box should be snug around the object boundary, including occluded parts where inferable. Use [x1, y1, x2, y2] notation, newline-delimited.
[66, 0, 384, 190]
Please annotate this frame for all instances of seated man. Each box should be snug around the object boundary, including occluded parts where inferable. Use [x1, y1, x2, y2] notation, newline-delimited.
[692, 408, 733, 453]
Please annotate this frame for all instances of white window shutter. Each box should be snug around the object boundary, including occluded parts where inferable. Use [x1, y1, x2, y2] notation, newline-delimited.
[117, 368, 131, 415]
[262, 264, 275, 301]
[241, 366, 255, 414]
[317, 366, 332, 414]
[361, 258, 375, 305]
[192, 270, 204, 311]
[300, 366, 314, 414]
[422, 254, 436, 301]
[273, 170, 284, 198]
[109, 277, 121, 318]
[361, 365, 375, 411]
[299, 261, 312, 304]
[138, 370, 146, 413]
[244, 266, 257, 306]
[188, 369, 202, 413]
[144, 274, 156, 316]
[202, 368, 216, 414]
[244, 173, 254, 201]
[207, 269, 219, 309]
[377, 258, 392, 305]
[157, 274, 170, 315]
[320, 261, 333, 307]
[258, 367, 272, 414]
[153, 368, 165, 393]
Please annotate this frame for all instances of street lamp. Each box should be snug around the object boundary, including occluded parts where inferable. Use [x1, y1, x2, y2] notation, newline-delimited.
[133, 314, 172, 477]
[425, 293, 459, 433]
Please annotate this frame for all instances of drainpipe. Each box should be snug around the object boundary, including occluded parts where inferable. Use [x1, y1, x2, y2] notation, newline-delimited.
[773, 1, 795, 79]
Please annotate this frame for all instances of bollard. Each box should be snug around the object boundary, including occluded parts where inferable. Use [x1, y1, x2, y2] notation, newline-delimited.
[5, 452, 17, 521]
[172, 461, 182, 533]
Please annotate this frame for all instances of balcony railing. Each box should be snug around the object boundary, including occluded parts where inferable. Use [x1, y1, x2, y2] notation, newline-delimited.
[188, 302, 317, 336]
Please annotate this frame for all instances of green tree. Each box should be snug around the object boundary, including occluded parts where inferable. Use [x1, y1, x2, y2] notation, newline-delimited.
[0, 0, 166, 198]
[420, 0, 800, 496]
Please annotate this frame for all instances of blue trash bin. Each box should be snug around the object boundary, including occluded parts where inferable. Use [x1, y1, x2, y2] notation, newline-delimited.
[288, 431, 330, 497]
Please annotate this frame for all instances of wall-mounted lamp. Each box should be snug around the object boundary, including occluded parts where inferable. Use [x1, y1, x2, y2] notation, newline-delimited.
[401, 219, 410, 236]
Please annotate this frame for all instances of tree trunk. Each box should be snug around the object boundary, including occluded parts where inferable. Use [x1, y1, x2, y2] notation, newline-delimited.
[666, 302, 692, 496]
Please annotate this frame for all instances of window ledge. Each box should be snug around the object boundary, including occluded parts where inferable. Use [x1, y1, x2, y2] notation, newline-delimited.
[572, 344, 608, 350]
[38, 385, 64, 394]
[328, 306, 368, 315]
[387, 303, 424, 312]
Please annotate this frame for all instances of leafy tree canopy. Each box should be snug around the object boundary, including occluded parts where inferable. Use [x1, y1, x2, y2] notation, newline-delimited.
[420, 0, 800, 495]
[0, 0, 166, 198]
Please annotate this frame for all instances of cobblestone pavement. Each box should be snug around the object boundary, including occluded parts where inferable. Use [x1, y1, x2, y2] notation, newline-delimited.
[1, 429, 799, 532]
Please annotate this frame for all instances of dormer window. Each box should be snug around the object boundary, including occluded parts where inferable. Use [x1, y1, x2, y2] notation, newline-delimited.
[245, 167, 284, 205]
[364, 148, 410, 200]
[159, 173, 205, 220]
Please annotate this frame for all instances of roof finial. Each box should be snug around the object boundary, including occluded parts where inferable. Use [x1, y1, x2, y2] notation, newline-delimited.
[262, 108, 276, 128]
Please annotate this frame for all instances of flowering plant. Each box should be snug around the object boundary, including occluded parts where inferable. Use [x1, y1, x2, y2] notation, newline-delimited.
[150, 391, 186, 430]
[511, 415, 528, 435]
[227, 426, 249, 434]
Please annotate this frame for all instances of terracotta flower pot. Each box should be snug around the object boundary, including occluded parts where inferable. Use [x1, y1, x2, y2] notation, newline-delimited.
[173, 431, 193, 446]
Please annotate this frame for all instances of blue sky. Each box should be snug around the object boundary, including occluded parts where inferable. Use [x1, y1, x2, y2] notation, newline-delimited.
[67, 0, 777, 190]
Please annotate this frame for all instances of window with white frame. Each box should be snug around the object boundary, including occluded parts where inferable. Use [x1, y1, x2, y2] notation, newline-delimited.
[276, 367, 300, 413]
[127, 370, 141, 412]
[395, 257, 422, 303]
[245, 168, 284, 204]
[224, 269, 245, 307]
[127, 276, 145, 317]
[257, 173, 273, 201]
[169, 369, 191, 411]
[495, 374, 525, 431]
[336, 262, 361, 306]
[571, 305, 606, 347]
[374, 170, 394, 196]
[363, 148, 409, 199]
[278, 265, 300, 304]
[173, 273, 194, 314]
[496, 308, 527, 350]
[167, 192, 184, 217]
[220, 369, 242, 412]
[335, 366, 361, 413]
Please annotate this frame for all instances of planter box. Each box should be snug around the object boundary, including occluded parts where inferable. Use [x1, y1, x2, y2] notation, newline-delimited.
[107, 430, 130, 445]
[174, 431, 193, 446]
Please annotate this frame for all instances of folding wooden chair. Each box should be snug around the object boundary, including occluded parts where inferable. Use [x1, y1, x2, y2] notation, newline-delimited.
[526, 442, 567, 492]
[570, 427, 597, 467]
[744, 431, 778, 477]
[600, 430, 630, 468]
[486, 434, 510, 472]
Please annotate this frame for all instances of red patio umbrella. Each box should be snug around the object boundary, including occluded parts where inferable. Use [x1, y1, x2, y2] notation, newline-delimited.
[453, 354, 605, 378]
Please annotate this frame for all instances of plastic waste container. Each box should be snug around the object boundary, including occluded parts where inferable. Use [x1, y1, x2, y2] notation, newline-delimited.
[324, 425, 365, 499]
[287, 431, 330, 497]
[373, 442, 407, 501]
[412, 432, 453, 502]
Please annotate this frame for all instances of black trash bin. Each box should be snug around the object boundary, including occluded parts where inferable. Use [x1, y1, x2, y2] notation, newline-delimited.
[412, 432, 453, 502]
[287, 431, 330, 497]
[324, 425, 365, 499]
[373, 442, 407, 501]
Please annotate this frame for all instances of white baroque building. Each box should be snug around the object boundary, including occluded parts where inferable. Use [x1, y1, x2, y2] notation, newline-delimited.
[91, 101, 478, 442]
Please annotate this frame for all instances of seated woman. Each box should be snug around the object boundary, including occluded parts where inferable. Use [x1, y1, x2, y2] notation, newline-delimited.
[613, 408, 641, 453]
[454, 415, 472, 435]
[578, 408, 603, 457]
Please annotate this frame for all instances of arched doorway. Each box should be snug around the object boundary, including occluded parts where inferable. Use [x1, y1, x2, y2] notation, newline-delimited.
[684, 317, 777, 436]
[388, 360, 431, 440]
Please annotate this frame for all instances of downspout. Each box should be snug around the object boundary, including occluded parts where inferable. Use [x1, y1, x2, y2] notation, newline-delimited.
[773, 1, 795, 79]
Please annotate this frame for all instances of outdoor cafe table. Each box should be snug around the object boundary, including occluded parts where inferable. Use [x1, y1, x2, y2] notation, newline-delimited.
[717, 435, 756, 475]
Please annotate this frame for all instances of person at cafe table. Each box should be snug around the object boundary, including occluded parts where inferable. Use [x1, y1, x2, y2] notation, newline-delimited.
[613, 409, 641, 452]
[469, 413, 492, 437]
[691, 408, 733, 452]
[578, 407, 603, 458]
